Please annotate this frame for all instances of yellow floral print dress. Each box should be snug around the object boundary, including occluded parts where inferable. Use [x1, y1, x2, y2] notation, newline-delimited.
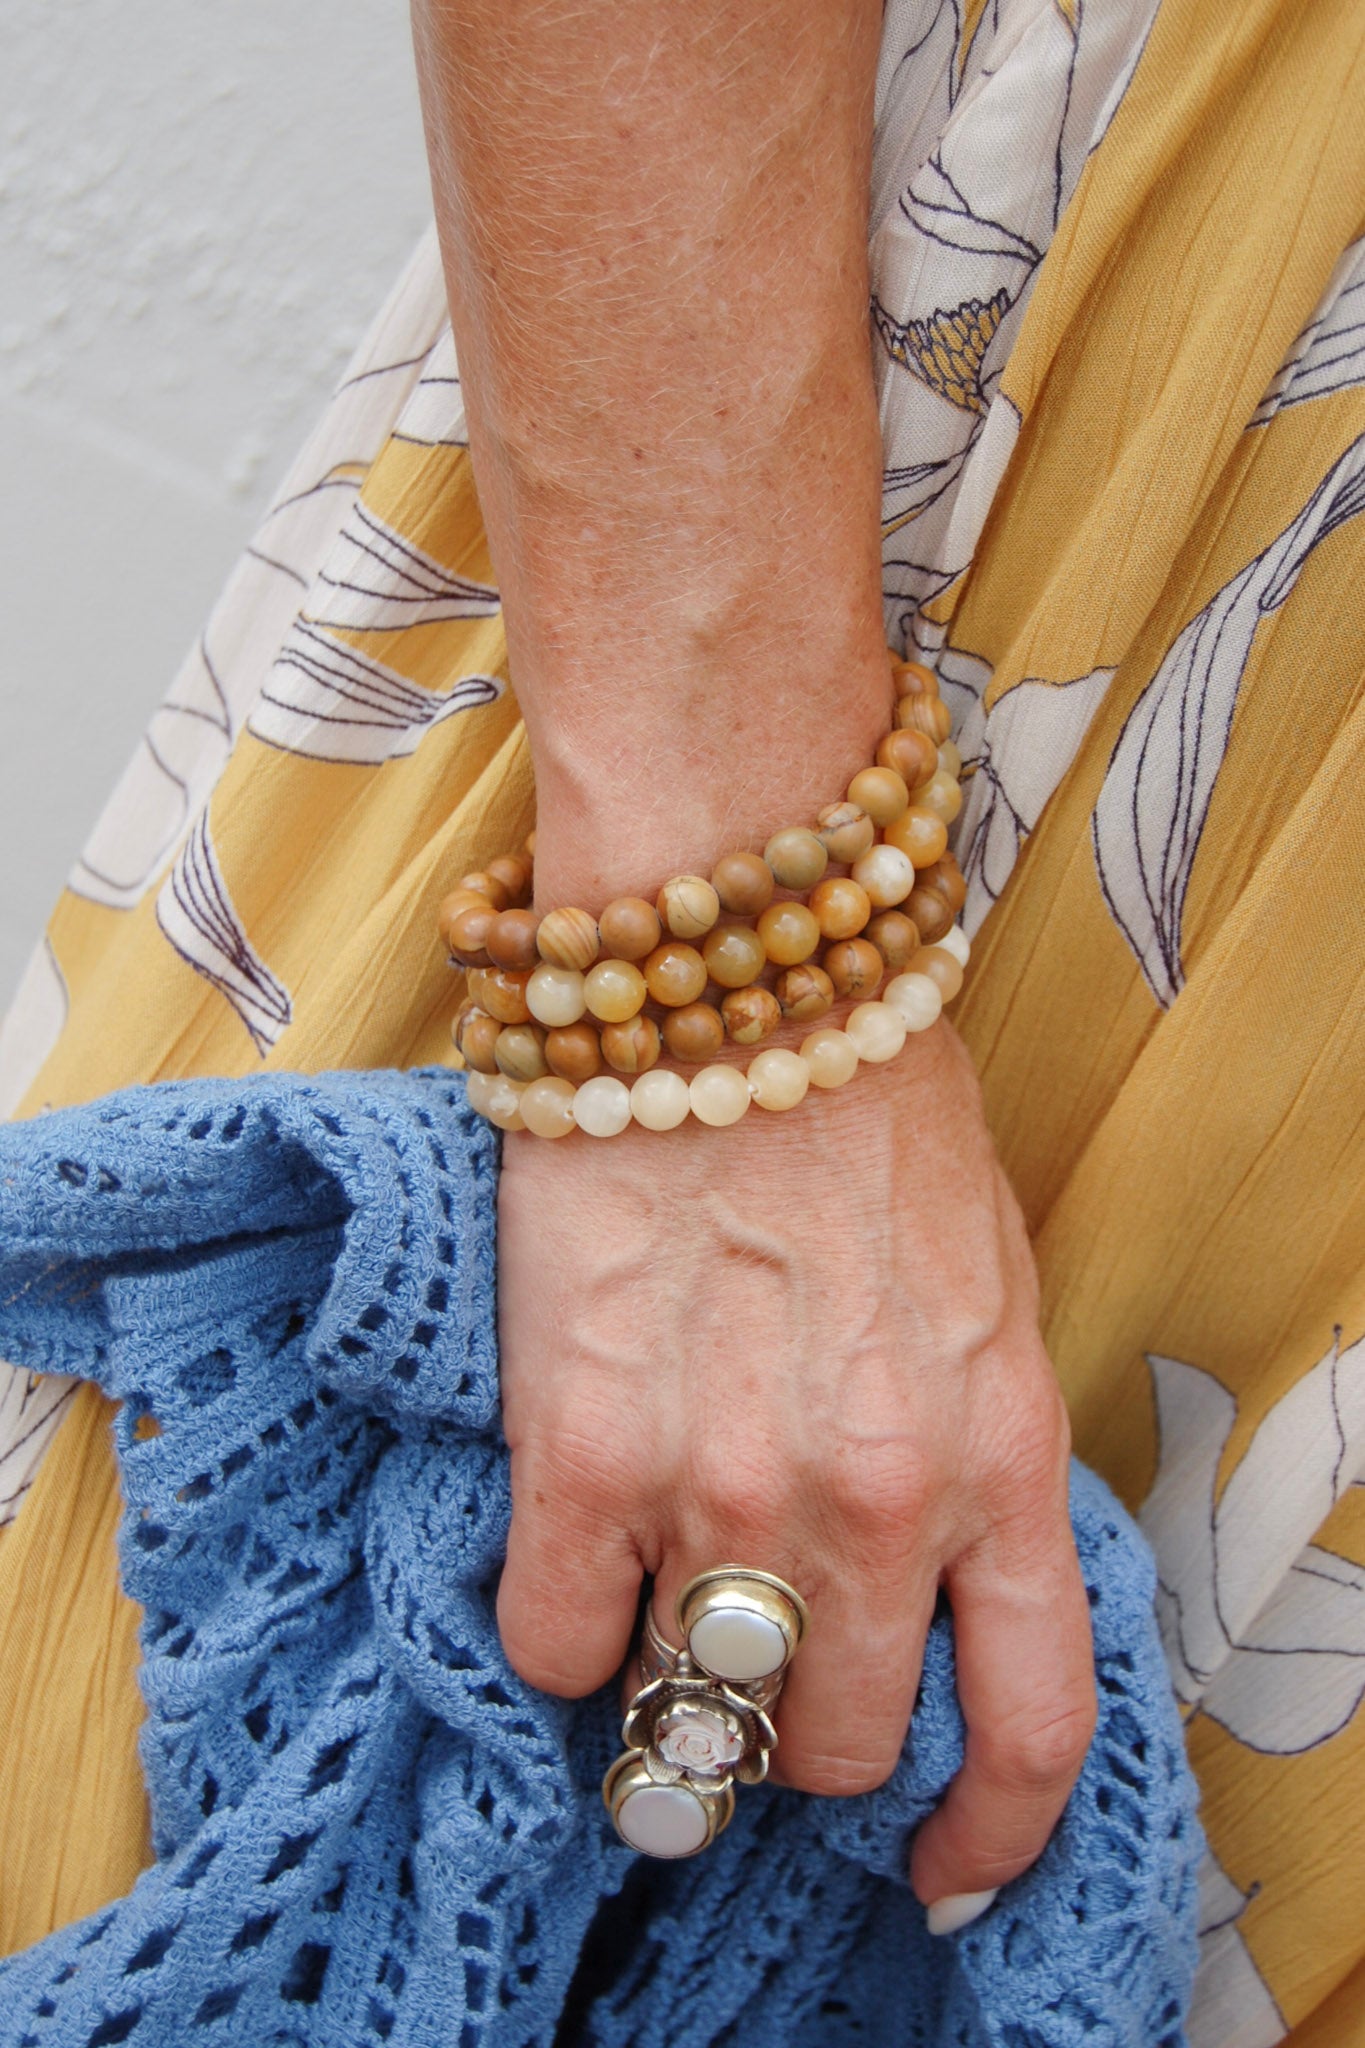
[2, 1, 1364, 2040]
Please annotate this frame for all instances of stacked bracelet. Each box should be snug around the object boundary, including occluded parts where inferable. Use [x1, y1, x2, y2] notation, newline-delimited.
[440, 653, 969, 1137]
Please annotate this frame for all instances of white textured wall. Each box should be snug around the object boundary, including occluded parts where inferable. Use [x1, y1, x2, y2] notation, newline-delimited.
[0, 0, 433, 1006]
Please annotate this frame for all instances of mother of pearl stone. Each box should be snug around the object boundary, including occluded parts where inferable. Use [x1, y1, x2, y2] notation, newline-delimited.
[615, 1781, 712, 1858]
[689, 1605, 789, 1683]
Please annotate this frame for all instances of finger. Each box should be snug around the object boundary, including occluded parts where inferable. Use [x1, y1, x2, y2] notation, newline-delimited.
[909, 1513, 1096, 1920]
[769, 1568, 939, 1797]
[647, 1530, 938, 1801]
[497, 1436, 645, 1696]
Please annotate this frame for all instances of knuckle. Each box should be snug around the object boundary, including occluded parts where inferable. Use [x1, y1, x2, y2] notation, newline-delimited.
[497, 1616, 574, 1696]
[497, 1588, 611, 1699]
[687, 1443, 788, 1536]
[782, 1748, 901, 1799]
[826, 1437, 927, 1548]
[520, 1419, 635, 1516]
[988, 1695, 1097, 1792]
[982, 1372, 1071, 1502]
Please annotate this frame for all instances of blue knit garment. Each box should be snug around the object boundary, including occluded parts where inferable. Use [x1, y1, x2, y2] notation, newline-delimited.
[0, 1069, 1201, 2048]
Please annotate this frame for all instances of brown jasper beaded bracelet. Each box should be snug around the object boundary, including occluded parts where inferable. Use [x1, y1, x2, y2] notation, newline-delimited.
[439, 652, 971, 1137]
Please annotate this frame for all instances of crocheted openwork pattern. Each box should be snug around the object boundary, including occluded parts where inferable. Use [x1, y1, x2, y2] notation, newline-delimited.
[0, 1071, 1201, 2047]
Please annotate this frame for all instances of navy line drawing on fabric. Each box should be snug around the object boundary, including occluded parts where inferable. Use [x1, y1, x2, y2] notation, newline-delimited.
[252, 622, 503, 766]
[156, 811, 293, 1055]
[1251, 239, 1365, 428]
[1092, 434, 1365, 1005]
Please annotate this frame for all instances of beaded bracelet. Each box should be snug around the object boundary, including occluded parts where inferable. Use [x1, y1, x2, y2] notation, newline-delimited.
[440, 653, 969, 1137]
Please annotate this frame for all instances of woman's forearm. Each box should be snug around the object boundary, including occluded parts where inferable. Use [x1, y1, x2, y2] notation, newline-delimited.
[411, 0, 888, 906]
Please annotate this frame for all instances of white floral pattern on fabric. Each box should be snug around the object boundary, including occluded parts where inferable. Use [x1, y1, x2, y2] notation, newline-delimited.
[1139, 1337, 1365, 1754]
[870, 0, 1160, 635]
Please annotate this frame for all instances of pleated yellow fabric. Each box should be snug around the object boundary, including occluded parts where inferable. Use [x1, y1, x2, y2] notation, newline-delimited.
[1, 0, 1364, 2040]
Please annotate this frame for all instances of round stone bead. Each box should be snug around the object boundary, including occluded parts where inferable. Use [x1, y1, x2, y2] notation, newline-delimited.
[519, 1076, 577, 1139]
[711, 850, 775, 917]
[573, 1075, 633, 1138]
[631, 1068, 692, 1131]
[800, 1028, 859, 1089]
[937, 924, 970, 967]
[688, 1606, 788, 1683]
[459, 870, 511, 912]
[748, 1047, 810, 1112]
[891, 657, 939, 697]
[584, 958, 648, 1023]
[614, 1779, 711, 1858]
[917, 855, 967, 913]
[938, 739, 963, 778]
[814, 801, 875, 864]
[493, 1022, 548, 1082]
[527, 963, 587, 1028]
[437, 887, 495, 948]
[918, 768, 964, 827]
[702, 922, 767, 989]
[763, 827, 828, 891]
[467, 966, 534, 1024]
[865, 910, 921, 974]
[601, 1014, 662, 1074]
[598, 896, 662, 961]
[453, 1005, 501, 1075]
[907, 945, 965, 1002]
[847, 766, 909, 827]
[689, 1064, 751, 1127]
[885, 806, 949, 869]
[823, 938, 883, 1000]
[721, 986, 781, 1045]
[850, 843, 917, 910]
[906, 884, 954, 945]
[844, 1000, 908, 1063]
[485, 909, 542, 972]
[883, 971, 943, 1032]
[536, 906, 600, 971]
[810, 877, 872, 941]
[644, 941, 709, 1007]
[443, 901, 497, 967]
[876, 726, 939, 792]
[662, 1000, 726, 1061]
[485, 852, 534, 905]
[465, 1069, 526, 1130]
[657, 874, 721, 940]
[544, 1021, 603, 1084]
[774, 963, 834, 1021]
[896, 694, 954, 745]
[756, 901, 821, 967]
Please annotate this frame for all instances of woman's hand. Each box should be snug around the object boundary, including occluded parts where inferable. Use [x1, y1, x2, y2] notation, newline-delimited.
[495, 1020, 1097, 1911]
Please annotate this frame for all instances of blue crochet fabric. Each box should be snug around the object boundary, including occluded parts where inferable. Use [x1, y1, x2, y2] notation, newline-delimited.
[0, 1069, 1201, 2048]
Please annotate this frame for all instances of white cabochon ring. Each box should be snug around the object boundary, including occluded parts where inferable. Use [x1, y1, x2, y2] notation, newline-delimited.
[676, 1566, 809, 1685]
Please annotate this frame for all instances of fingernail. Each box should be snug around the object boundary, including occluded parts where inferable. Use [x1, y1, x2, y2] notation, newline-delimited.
[926, 1888, 999, 1936]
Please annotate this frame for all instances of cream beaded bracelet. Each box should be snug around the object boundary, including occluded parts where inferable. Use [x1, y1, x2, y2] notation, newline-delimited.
[441, 653, 970, 1137]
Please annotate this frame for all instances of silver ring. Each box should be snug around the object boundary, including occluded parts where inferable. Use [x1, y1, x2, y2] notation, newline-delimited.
[604, 1565, 808, 1858]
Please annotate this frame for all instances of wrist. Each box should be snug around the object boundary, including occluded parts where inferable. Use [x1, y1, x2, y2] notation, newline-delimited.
[523, 636, 895, 910]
